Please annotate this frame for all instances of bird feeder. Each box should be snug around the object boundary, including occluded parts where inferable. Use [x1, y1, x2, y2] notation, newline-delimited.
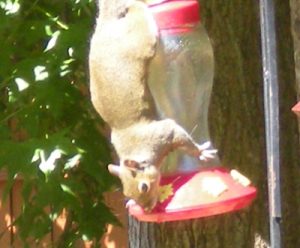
[128, 0, 257, 222]
[129, 167, 256, 222]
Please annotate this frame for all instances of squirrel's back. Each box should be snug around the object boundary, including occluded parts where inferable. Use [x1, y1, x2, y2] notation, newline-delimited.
[89, 0, 158, 129]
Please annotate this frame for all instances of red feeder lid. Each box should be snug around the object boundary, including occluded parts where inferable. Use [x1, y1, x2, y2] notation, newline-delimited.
[292, 101, 300, 117]
[149, 0, 200, 30]
[129, 167, 257, 222]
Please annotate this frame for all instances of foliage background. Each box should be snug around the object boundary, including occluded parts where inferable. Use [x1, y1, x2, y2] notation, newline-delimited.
[0, 0, 118, 246]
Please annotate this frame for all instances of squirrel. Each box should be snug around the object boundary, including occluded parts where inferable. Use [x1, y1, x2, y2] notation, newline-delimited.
[89, 0, 216, 212]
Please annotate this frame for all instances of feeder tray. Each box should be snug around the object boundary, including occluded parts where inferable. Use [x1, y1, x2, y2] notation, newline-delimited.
[129, 167, 257, 222]
[292, 101, 300, 117]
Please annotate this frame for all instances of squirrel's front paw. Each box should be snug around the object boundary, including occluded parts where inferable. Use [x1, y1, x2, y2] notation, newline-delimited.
[125, 199, 137, 208]
[197, 141, 218, 161]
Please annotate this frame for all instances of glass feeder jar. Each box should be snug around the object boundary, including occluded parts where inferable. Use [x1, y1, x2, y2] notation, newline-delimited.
[148, 0, 219, 173]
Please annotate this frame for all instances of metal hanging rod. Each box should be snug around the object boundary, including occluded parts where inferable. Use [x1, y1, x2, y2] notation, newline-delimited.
[259, 0, 282, 247]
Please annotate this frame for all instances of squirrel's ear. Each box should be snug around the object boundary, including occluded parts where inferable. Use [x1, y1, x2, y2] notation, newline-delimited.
[108, 164, 120, 177]
[124, 159, 140, 170]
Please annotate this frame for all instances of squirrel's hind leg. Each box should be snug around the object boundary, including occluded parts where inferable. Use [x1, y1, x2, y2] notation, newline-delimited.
[160, 119, 217, 161]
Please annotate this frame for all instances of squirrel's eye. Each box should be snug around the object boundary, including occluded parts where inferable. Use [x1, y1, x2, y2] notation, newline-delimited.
[130, 170, 137, 178]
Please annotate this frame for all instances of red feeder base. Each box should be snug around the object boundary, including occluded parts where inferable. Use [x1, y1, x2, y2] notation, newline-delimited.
[129, 167, 257, 222]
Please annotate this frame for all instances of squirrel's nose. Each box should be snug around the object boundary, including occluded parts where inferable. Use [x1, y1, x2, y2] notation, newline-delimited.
[141, 183, 149, 192]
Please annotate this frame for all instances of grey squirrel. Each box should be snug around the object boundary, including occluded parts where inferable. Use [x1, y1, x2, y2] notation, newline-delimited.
[89, 0, 216, 211]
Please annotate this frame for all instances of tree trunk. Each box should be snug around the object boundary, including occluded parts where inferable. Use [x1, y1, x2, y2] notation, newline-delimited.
[289, 0, 300, 135]
[128, 0, 300, 247]
[289, 0, 300, 96]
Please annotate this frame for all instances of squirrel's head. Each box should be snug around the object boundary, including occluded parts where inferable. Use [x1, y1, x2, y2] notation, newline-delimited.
[108, 160, 160, 211]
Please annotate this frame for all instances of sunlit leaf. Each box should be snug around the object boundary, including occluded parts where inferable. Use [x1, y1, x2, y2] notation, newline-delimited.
[38, 149, 62, 173]
[61, 183, 77, 197]
[34, 65, 49, 81]
[44, 30, 60, 51]
[65, 154, 81, 170]
[0, 0, 20, 15]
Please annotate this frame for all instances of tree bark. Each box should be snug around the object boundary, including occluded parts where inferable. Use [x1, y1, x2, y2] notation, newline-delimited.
[128, 0, 300, 247]
[289, 0, 300, 135]
[289, 0, 300, 96]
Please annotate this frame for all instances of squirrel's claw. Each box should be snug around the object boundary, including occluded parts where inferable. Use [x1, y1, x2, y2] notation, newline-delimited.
[197, 142, 218, 161]
[197, 141, 211, 150]
[200, 149, 218, 161]
[126, 199, 136, 208]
